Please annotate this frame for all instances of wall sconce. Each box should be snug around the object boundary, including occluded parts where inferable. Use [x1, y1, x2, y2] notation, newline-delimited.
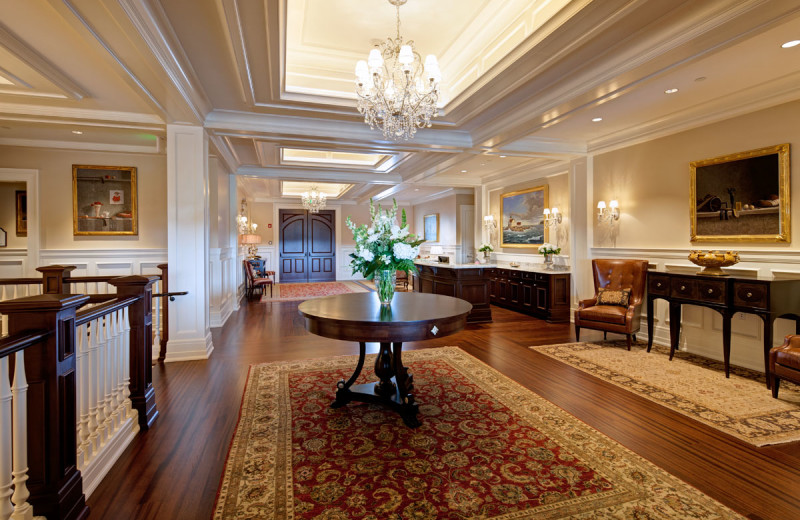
[543, 207, 562, 227]
[483, 215, 497, 229]
[597, 200, 620, 222]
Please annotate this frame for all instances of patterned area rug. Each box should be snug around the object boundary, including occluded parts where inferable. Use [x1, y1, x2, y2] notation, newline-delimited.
[214, 347, 741, 519]
[262, 281, 371, 302]
[532, 341, 800, 446]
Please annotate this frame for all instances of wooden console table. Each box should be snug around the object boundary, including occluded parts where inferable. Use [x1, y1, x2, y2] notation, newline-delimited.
[647, 270, 800, 388]
[413, 261, 492, 323]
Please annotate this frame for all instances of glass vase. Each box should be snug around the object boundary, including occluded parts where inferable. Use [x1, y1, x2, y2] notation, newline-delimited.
[544, 253, 553, 268]
[374, 268, 396, 305]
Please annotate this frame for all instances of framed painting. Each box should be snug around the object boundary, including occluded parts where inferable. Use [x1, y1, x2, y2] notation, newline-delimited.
[0, 227, 6, 247]
[423, 214, 438, 242]
[73, 165, 138, 236]
[15, 190, 26, 237]
[690, 143, 790, 242]
[501, 185, 548, 248]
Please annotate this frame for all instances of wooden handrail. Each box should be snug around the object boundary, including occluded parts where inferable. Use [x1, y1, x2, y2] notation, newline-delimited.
[75, 296, 139, 326]
[0, 278, 43, 286]
[0, 330, 50, 359]
[64, 276, 120, 284]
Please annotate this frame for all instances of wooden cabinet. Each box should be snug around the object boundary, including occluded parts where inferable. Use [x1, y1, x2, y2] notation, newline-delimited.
[413, 264, 492, 323]
[488, 268, 570, 323]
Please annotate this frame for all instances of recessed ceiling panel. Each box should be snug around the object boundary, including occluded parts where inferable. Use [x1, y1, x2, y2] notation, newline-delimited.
[281, 181, 353, 199]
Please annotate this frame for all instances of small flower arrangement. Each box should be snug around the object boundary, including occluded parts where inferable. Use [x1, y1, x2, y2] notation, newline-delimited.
[538, 243, 561, 256]
[478, 243, 494, 253]
[346, 199, 423, 280]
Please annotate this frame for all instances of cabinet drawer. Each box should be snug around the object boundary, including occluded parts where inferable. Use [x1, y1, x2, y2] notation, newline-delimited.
[508, 270, 522, 279]
[649, 275, 669, 296]
[522, 271, 535, 280]
[697, 280, 726, 304]
[670, 279, 696, 299]
[535, 273, 550, 283]
[733, 282, 768, 309]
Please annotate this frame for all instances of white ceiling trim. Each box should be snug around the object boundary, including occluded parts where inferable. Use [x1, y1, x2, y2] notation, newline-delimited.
[117, 0, 213, 123]
[208, 133, 239, 175]
[482, 161, 568, 190]
[217, 0, 256, 106]
[237, 165, 401, 185]
[0, 114, 163, 132]
[0, 137, 159, 154]
[0, 102, 164, 125]
[0, 66, 31, 89]
[0, 21, 88, 100]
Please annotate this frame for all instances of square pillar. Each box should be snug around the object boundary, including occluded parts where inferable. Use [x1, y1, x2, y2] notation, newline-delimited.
[165, 124, 214, 361]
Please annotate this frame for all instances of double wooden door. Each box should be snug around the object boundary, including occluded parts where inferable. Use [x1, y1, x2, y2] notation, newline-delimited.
[279, 209, 336, 282]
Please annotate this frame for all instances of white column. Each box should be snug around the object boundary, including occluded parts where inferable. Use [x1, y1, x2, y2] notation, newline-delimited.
[569, 157, 593, 307]
[166, 124, 214, 361]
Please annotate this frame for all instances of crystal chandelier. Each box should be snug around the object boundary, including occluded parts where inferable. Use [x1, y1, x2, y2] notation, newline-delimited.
[301, 186, 327, 213]
[354, 0, 441, 140]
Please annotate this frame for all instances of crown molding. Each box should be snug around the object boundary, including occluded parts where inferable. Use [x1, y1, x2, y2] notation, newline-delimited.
[207, 133, 239, 175]
[482, 160, 568, 190]
[0, 21, 88, 100]
[117, 0, 213, 123]
[237, 165, 402, 185]
[380, 187, 474, 206]
[0, 137, 159, 154]
[0, 101, 164, 125]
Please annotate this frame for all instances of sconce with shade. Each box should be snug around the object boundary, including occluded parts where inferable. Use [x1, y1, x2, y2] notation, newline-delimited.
[239, 233, 262, 259]
[597, 200, 620, 222]
[543, 207, 562, 227]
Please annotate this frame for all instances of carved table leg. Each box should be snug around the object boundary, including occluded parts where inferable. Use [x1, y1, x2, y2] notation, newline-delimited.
[647, 296, 655, 352]
[668, 301, 681, 360]
[761, 314, 774, 390]
[374, 342, 396, 397]
[392, 342, 419, 428]
[331, 341, 366, 408]
[722, 310, 732, 378]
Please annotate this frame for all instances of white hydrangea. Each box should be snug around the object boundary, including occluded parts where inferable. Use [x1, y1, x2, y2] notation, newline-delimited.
[358, 248, 374, 262]
[393, 243, 418, 260]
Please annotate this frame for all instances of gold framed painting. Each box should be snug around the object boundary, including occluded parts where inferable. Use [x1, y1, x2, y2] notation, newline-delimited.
[690, 144, 790, 242]
[423, 214, 439, 242]
[15, 190, 26, 237]
[501, 185, 548, 248]
[73, 165, 138, 236]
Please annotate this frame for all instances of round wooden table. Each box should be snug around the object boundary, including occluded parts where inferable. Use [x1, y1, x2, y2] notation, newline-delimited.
[298, 292, 472, 427]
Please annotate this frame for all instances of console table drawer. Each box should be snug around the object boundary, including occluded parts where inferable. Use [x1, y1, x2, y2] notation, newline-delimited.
[671, 279, 696, 299]
[734, 282, 768, 309]
[697, 280, 726, 304]
[649, 275, 669, 296]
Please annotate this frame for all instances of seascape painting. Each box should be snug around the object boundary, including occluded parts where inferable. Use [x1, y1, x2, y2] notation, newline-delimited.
[501, 185, 547, 247]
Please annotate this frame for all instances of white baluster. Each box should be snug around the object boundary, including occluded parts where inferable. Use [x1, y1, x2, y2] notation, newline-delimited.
[152, 283, 161, 359]
[114, 309, 126, 425]
[101, 316, 114, 441]
[0, 357, 14, 518]
[77, 323, 92, 469]
[88, 320, 102, 453]
[121, 307, 133, 419]
[108, 311, 120, 432]
[10, 352, 33, 520]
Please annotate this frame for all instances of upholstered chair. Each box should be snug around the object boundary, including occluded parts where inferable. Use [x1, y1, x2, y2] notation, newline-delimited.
[770, 335, 800, 398]
[244, 260, 274, 299]
[574, 259, 649, 350]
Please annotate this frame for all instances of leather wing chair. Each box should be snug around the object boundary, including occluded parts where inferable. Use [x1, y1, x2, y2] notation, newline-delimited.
[769, 335, 800, 398]
[574, 259, 649, 350]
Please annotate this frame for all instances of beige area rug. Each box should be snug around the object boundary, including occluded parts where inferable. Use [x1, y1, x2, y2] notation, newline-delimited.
[261, 281, 371, 302]
[214, 347, 742, 519]
[532, 341, 800, 446]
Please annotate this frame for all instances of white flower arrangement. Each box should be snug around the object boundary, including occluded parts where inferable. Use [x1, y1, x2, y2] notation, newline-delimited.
[538, 243, 561, 255]
[346, 199, 423, 279]
[478, 243, 494, 253]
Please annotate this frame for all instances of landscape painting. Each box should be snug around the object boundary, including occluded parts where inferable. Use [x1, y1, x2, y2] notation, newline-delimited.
[501, 185, 548, 247]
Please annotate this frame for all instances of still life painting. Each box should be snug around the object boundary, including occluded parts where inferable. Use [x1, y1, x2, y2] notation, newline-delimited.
[690, 143, 789, 242]
[73, 165, 138, 236]
[501, 185, 548, 247]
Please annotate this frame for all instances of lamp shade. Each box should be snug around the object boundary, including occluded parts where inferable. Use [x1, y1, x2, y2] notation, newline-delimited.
[429, 246, 444, 255]
[239, 234, 262, 245]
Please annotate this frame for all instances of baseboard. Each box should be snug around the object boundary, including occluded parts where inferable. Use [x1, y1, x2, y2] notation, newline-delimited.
[81, 414, 140, 498]
[210, 297, 233, 328]
[164, 333, 214, 362]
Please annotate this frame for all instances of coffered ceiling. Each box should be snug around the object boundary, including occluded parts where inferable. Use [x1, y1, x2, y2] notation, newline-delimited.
[1, 0, 799, 205]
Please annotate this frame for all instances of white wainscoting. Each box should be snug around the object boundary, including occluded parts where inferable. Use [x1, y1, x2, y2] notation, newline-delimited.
[590, 247, 800, 372]
[39, 248, 167, 277]
[210, 247, 236, 328]
[0, 249, 28, 279]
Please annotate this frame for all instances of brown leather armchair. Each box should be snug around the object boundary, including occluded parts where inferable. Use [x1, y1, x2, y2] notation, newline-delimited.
[574, 259, 649, 350]
[770, 335, 800, 398]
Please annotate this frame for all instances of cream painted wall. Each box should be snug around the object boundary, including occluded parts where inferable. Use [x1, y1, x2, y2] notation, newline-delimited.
[414, 195, 456, 245]
[249, 201, 274, 244]
[0, 146, 167, 249]
[0, 182, 26, 248]
[488, 173, 570, 256]
[594, 100, 800, 250]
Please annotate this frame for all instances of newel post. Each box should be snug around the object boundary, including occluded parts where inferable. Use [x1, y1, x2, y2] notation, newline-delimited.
[109, 275, 159, 429]
[35, 265, 77, 294]
[0, 294, 91, 520]
[157, 264, 169, 361]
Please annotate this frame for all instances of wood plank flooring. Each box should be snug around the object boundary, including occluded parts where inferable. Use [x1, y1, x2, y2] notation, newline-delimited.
[86, 299, 800, 519]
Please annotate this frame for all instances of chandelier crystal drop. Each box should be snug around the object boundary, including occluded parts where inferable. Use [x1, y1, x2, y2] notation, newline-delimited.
[301, 186, 327, 213]
[354, 0, 441, 140]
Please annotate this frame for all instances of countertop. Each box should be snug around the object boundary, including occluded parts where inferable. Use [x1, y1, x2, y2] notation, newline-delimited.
[414, 259, 571, 274]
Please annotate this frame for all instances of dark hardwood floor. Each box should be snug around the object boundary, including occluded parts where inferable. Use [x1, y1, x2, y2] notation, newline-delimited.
[86, 297, 800, 519]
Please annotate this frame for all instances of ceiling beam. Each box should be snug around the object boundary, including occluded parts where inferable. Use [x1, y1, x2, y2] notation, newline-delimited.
[237, 165, 402, 185]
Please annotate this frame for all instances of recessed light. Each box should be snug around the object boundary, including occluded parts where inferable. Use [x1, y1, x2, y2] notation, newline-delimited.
[694, 76, 706, 82]
[592, 117, 603, 122]
[664, 88, 679, 94]
[461, 169, 467, 173]
[499, 155, 507, 158]
[782, 40, 800, 48]
[72, 130, 83, 134]
[414, 188, 420, 191]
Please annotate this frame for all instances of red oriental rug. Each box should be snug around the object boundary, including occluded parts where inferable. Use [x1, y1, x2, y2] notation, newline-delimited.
[213, 347, 742, 519]
[262, 281, 371, 302]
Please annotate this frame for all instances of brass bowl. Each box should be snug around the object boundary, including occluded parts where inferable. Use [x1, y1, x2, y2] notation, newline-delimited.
[688, 250, 740, 276]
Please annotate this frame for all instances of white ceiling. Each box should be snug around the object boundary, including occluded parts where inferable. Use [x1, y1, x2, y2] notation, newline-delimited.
[0, 0, 799, 206]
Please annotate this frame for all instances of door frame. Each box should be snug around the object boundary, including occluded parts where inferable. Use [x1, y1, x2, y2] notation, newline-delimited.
[273, 202, 344, 283]
[0, 168, 40, 276]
